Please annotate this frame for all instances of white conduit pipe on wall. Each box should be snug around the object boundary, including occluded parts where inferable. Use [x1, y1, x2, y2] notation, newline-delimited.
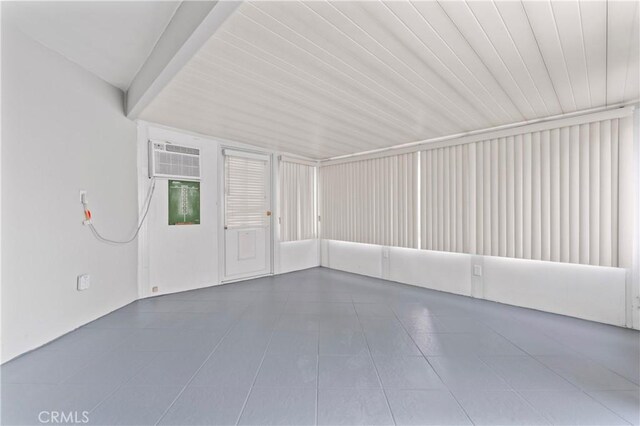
[319, 106, 635, 268]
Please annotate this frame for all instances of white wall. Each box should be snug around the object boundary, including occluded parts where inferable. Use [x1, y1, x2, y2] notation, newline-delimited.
[1, 23, 139, 361]
[322, 240, 630, 328]
[388, 247, 473, 297]
[482, 256, 626, 325]
[277, 239, 320, 275]
[321, 240, 384, 278]
[137, 122, 320, 298]
[136, 124, 219, 298]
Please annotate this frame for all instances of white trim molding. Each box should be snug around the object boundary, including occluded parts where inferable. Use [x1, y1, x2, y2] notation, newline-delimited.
[322, 105, 636, 166]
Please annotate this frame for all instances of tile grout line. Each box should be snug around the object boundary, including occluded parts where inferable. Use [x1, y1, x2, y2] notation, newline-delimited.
[388, 302, 476, 425]
[478, 316, 635, 424]
[26, 331, 134, 389]
[473, 316, 578, 423]
[85, 351, 164, 414]
[401, 309, 633, 425]
[315, 300, 322, 426]
[480, 312, 640, 388]
[495, 354, 636, 425]
[70, 330, 162, 415]
[577, 390, 635, 425]
[514, 387, 632, 426]
[233, 292, 292, 426]
[352, 300, 398, 426]
[471, 352, 559, 425]
[152, 296, 268, 426]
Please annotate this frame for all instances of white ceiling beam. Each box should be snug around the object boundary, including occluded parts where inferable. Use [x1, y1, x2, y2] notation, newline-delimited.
[125, 1, 241, 119]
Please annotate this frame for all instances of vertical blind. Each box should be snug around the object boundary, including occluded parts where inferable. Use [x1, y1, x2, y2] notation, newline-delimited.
[421, 144, 469, 254]
[320, 153, 418, 248]
[279, 160, 316, 241]
[224, 153, 268, 229]
[319, 110, 634, 268]
[421, 116, 632, 267]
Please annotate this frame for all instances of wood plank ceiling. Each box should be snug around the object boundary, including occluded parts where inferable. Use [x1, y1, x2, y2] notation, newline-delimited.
[139, 0, 640, 160]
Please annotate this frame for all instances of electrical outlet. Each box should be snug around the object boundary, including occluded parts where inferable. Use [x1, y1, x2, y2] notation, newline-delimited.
[152, 286, 159, 293]
[473, 265, 482, 276]
[79, 190, 87, 204]
[77, 274, 90, 291]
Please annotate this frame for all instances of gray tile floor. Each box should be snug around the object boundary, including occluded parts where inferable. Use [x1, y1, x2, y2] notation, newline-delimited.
[2, 267, 639, 425]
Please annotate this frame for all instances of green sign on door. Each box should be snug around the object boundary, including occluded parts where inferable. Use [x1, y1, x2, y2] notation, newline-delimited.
[168, 180, 200, 225]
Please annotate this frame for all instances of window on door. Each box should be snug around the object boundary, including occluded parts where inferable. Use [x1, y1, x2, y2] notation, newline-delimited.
[225, 155, 268, 229]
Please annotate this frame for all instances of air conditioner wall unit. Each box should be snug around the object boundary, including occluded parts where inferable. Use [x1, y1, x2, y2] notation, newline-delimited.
[148, 140, 201, 180]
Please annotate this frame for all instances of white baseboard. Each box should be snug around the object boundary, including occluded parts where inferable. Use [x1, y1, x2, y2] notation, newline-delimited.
[278, 239, 321, 274]
[321, 239, 631, 328]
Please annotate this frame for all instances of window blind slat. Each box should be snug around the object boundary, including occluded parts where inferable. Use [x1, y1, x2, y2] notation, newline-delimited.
[560, 127, 570, 263]
[550, 129, 561, 262]
[514, 135, 524, 258]
[610, 119, 620, 267]
[618, 115, 634, 268]
[225, 155, 268, 229]
[468, 144, 477, 254]
[569, 125, 581, 263]
[590, 121, 601, 265]
[499, 137, 508, 258]
[600, 119, 612, 266]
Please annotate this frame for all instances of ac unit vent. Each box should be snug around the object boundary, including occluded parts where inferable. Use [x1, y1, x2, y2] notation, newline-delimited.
[149, 141, 201, 180]
[165, 144, 200, 156]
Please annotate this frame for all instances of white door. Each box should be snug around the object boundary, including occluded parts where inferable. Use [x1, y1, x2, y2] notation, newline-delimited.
[222, 148, 272, 281]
